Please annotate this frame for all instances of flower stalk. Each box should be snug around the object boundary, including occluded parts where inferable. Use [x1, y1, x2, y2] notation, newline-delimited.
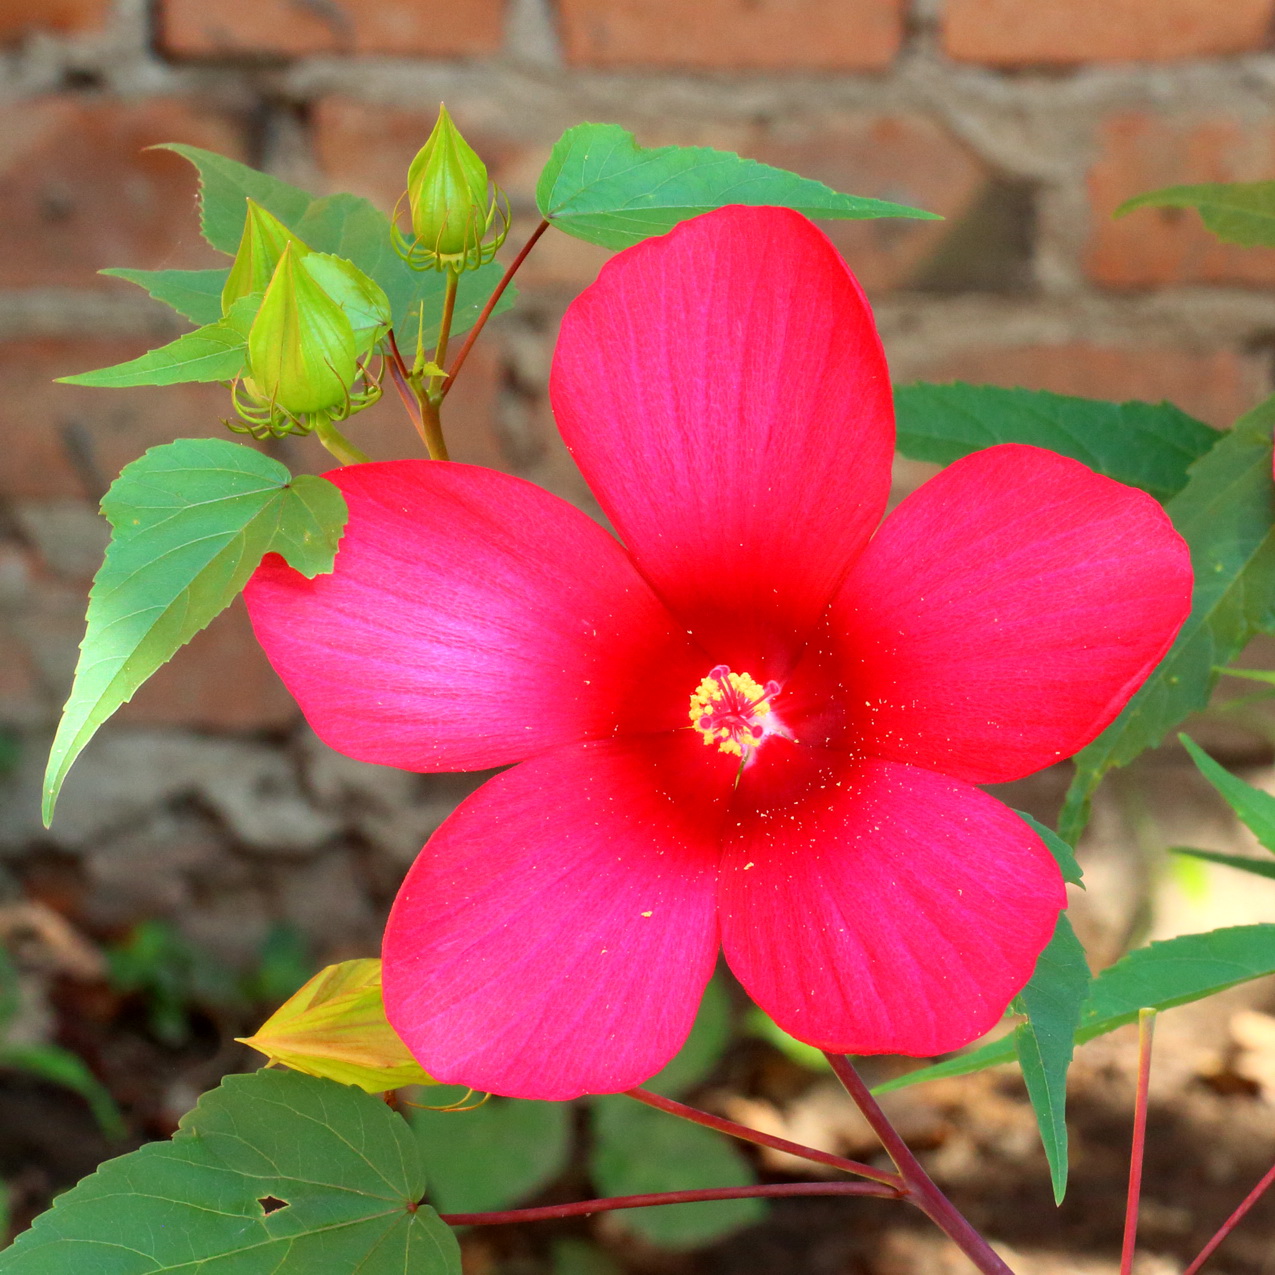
[824, 1053, 1015, 1275]
[1119, 1009, 1157, 1275]
[438, 1179, 902, 1227]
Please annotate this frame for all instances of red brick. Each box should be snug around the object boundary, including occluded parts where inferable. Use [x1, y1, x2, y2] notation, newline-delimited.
[943, 0, 1275, 65]
[0, 339, 237, 502]
[121, 597, 298, 731]
[559, 0, 904, 70]
[1086, 112, 1275, 288]
[0, 0, 110, 41]
[0, 97, 244, 288]
[909, 343, 1265, 429]
[158, 0, 503, 58]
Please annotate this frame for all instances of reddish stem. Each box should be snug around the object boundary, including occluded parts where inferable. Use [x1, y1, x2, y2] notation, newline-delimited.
[441, 218, 550, 398]
[386, 330, 428, 449]
[625, 1087, 900, 1188]
[1182, 1158, 1275, 1275]
[439, 1178, 901, 1226]
[1119, 1009, 1156, 1275]
[824, 1053, 1014, 1275]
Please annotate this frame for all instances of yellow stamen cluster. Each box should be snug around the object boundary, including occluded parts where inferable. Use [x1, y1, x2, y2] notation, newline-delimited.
[689, 669, 771, 757]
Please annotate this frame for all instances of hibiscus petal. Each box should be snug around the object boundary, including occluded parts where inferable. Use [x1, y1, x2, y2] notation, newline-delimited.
[381, 735, 728, 1099]
[720, 754, 1065, 1056]
[799, 443, 1192, 783]
[245, 461, 703, 771]
[551, 205, 894, 673]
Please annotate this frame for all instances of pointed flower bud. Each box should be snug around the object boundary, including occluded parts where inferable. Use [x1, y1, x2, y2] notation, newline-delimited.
[396, 103, 509, 272]
[230, 244, 382, 439]
[221, 199, 310, 314]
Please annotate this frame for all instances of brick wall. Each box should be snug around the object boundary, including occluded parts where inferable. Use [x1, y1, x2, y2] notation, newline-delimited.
[2, 0, 1273, 953]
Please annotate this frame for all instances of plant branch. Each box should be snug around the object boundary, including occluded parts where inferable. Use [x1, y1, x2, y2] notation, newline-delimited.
[385, 330, 429, 451]
[1183, 1158, 1275, 1275]
[1120, 1009, 1156, 1275]
[313, 418, 370, 466]
[438, 1179, 902, 1226]
[429, 269, 459, 395]
[824, 1053, 1014, 1275]
[441, 218, 550, 398]
[625, 1087, 900, 1187]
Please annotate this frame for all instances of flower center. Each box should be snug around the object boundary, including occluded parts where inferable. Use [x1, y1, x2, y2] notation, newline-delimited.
[689, 665, 785, 758]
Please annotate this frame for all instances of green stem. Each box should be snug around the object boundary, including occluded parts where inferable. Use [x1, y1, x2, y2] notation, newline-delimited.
[415, 389, 450, 461]
[314, 418, 370, 465]
[429, 268, 460, 396]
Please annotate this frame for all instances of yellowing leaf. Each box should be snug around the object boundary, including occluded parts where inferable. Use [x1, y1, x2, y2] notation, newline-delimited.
[238, 958, 435, 1093]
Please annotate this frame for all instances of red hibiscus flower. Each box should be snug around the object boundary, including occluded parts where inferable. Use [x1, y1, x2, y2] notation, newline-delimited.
[245, 206, 1192, 1101]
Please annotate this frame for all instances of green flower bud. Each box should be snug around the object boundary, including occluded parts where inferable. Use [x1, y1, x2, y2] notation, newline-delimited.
[246, 244, 358, 418]
[301, 253, 392, 359]
[222, 199, 309, 314]
[396, 104, 509, 272]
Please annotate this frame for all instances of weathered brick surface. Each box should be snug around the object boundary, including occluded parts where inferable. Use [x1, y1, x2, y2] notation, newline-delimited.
[1086, 112, 1275, 288]
[0, 97, 243, 288]
[558, 0, 904, 70]
[0, 0, 110, 41]
[909, 343, 1266, 429]
[943, 0, 1275, 65]
[0, 340, 234, 502]
[158, 0, 504, 58]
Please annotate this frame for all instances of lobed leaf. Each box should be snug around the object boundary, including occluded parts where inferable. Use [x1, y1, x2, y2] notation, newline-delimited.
[894, 383, 1220, 502]
[1060, 396, 1275, 843]
[1116, 181, 1275, 248]
[875, 923, 1275, 1093]
[43, 439, 347, 824]
[536, 122, 936, 250]
[56, 294, 258, 388]
[103, 266, 228, 325]
[1011, 916, 1090, 1203]
[0, 1069, 459, 1274]
[1018, 809, 1084, 888]
[1179, 732, 1275, 853]
[410, 1093, 572, 1216]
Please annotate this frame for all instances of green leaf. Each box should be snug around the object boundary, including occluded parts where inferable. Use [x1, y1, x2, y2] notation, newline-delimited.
[56, 294, 258, 388]
[536, 122, 936, 251]
[0, 1069, 459, 1274]
[158, 150, 513, 357]
[1011, 916, 1090, 1203]
[158, 144, 316, 255]
[411, 1095, 571, 1215]
[43, 439, 347, 824]
[1060, 395, 1275, 843]
[293, 193, 511, 351]
[894, 383, 1220, 502]
[1116, 182, 1275, 248]
[103, 266, 229, 325]
[1018, 810, 1084, 888]
[552, 1238, 623, 1275]
[646, 975, 731, 1098]
[590, 1096, 763, 1249]
[0, 1043, 124, 1140]
[1180, 733, 1275, 852]
[1173, 846, 1275, 881]
[744, 1006, 831, 1071]
[876, 923, 1275, 1093]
